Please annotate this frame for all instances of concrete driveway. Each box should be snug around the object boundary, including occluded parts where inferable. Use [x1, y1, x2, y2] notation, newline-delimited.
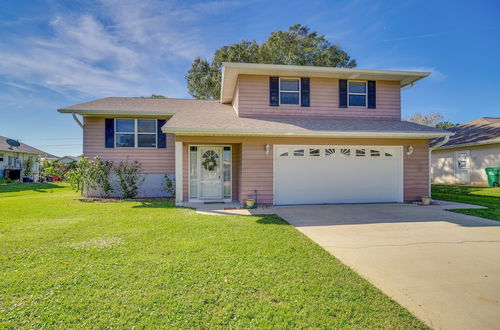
[264, 203, 500, 330]
[193, 201, 500, 329]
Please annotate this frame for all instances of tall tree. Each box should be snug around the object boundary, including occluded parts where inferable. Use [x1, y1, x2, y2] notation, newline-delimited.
[406, 112, 443, 127]
[186, 24, 356, 100]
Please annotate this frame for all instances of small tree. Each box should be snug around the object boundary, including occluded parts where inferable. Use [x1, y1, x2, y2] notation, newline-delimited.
[42, 161, 70, 179]
[436, 121, 459, 130]
[23, 157, 34, 179]
[114, 160, 144, 199]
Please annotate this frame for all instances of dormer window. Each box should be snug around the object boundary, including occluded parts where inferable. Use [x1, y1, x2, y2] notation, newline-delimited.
[348, 81, 367, 107]
[279, 78, 301, 105]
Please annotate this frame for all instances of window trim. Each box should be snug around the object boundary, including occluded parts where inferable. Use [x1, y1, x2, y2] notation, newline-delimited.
[114, 119, 157, 149]
[279, 77, 301, 106]
[348, 80, 367, 108]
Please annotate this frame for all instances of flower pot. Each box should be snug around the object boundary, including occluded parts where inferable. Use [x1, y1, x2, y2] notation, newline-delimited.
[421, 196, 431, 205]
[245, 199, 256, 208]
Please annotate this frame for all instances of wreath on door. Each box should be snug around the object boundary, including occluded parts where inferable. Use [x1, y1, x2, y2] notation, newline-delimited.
[201, 150, 219, 171]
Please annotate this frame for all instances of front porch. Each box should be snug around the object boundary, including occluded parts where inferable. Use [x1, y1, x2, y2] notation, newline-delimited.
[175, 140, 243, 204]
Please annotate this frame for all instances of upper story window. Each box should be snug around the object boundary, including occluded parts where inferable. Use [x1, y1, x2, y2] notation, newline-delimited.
[115, 119, 157, 148]
[280, 78, 301, 105]
[0, 154, 3, 162]
[348, 81, 367, 107]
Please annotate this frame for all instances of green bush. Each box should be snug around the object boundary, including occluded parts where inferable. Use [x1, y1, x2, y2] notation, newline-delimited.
[114, 160, 144, 199]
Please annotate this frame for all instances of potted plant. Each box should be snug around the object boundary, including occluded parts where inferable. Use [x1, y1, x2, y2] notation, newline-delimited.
[245, 199, 256, 208]
[421, 196, 432, 205]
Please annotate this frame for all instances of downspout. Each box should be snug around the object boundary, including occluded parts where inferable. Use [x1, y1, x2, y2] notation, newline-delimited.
[428, 135, 451, 197]
[72, 112, 84, 128]
[401, 82, 415, 91]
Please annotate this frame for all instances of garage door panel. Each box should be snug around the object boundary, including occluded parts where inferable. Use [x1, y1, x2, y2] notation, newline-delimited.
[274, 145, 403, 205]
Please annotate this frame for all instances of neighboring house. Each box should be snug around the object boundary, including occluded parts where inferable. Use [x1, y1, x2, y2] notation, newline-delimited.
[0, 136, 56, 181]
[59, 62, 451, 204]
[58, 156, 82, 164]
[431, 117, 500, 185]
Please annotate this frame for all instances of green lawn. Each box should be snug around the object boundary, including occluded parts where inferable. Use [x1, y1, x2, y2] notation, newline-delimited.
[1, 183, 426, 328]
[432, 184, 500, 221]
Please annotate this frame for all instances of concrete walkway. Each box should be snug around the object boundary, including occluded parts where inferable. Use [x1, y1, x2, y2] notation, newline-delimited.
[190, 201, 500, 329]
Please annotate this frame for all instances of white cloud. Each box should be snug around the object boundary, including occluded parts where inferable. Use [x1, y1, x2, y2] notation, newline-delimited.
[0, 0, 251, 99]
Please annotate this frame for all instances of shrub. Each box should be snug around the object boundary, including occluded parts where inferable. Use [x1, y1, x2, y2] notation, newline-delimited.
[165, 174, 175, 197]
[66, 156, 113, 197]
[114, 160, 144, 199]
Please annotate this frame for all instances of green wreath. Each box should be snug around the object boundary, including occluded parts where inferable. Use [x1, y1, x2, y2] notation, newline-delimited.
[201, 152, 218, 171]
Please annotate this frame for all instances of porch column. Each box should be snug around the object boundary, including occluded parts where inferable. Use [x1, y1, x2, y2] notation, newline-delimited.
[175, 141, 183, 204]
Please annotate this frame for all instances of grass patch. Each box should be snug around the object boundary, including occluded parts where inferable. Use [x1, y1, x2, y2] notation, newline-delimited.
[1, 183, 426, 328]
[432, 184, 500, 221]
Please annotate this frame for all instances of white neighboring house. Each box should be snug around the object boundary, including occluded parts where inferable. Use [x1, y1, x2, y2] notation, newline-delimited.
[0, 136, 57, 182]
[431, 118, 500, 185]
[57, 155, 81, 164]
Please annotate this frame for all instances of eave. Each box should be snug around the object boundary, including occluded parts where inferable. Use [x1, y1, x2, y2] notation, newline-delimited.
[57, 108, 175, 118]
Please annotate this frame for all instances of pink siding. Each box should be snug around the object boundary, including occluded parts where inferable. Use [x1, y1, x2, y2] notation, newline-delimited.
[234, 75, 401, 120]
[177, 136, 429, 203]
[83, 117, 175, 173]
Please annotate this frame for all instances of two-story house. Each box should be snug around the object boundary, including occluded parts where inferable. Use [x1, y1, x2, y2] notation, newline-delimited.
[59, 62, 451, 205]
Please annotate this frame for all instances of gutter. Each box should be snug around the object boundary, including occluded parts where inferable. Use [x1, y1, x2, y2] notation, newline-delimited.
[428, 134, 452, 197]
[72, 112, 84, 129]
[163, 127, 453, 139]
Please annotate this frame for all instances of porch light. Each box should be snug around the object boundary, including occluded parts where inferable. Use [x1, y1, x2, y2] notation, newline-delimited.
[265, 144, 271, 155]
[407, 145, 414, 156]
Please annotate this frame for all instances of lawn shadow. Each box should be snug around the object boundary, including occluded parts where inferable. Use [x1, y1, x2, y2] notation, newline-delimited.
[0, 182, 65, 194]
[76, 197, 176, 208]
[255, 215, 289, 225]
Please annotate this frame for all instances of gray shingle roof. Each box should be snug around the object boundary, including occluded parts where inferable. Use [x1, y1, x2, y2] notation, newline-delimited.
[431, 118, 500, 148]
[0, 136, 56, 156]
[59, 97, 450, 138]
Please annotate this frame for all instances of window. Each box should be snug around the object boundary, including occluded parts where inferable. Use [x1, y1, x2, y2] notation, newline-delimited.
[325, 148, 335, 157]
[293, 148, 304, 157]
[223, 146, 231, 199]
[370, 149, 381, 157]
[189, 146, 198, 199]
[280, 78, 300, 105]
[277, 147, 289, 157]
[355, 148, 366, 157]
[340, 148, 351, 157]
[0, 154, 3, 162]
[309, 148, 320, 157]
[348, 81, 367, 107]
[115, 119, 157, 148]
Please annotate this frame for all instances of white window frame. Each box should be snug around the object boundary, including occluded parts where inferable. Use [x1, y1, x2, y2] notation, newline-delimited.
[348, 80, 367, 108]
[279, 77, 301, 106]
[114, 119, 157, 149]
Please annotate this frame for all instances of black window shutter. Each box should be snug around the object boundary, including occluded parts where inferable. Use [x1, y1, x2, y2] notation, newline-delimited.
[157, 119, 167, 148]
[367, 80, 376, 109]
[269, 77, 279, 106]
[104, 118, 114, 148]
[300, 77, 310, 107]
[339, 79, 348, 108]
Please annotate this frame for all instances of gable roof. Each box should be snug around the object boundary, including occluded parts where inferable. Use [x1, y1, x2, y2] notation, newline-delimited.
[0, 136, 56, 157]
[220, 62, 430, 103]
[431, 118, 500, 149]
[58, 97, 451, 139]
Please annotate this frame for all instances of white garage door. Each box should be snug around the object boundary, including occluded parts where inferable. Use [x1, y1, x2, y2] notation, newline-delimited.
[274, 145, 403, 205]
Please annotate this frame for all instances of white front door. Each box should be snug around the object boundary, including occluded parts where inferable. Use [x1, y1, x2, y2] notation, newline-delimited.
[198, 146, 223, 199]
[454, 150, 471, 184]
[274, 145, 404, 205]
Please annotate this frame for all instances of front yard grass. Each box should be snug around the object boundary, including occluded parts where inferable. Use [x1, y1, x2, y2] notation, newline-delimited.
[432, 184, 500, 221]
[1, 183, 426, 328]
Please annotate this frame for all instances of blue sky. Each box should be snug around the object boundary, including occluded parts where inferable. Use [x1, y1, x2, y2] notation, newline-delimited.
[1, 0, 499, 156]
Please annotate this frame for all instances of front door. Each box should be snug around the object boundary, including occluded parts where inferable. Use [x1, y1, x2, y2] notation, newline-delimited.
[199, 146, 223, 199]
[454, 150, 471, 184]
